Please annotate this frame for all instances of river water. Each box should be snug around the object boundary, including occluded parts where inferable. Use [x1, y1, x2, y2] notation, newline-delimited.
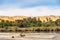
[0, 32, 60, 40]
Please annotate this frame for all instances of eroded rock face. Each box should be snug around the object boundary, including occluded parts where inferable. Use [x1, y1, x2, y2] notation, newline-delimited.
[0, 15, 60, 22]
[0, 16, 28, 21]
[37, 15, 60, 22]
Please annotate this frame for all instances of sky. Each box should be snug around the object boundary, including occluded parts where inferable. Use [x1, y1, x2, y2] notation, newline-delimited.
[0, 0, 60, 16]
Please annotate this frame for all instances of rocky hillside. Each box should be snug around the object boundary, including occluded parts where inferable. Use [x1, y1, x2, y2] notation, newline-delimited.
[0, 16, 28, 21]
[37, 15, 60, 22]
[0, 15, 60, 22]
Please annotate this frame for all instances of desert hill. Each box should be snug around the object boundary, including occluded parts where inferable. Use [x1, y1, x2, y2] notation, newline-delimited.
[0, 15, 60, 22]
[37, 15, 60, 22]
[0, 16, 27, 21]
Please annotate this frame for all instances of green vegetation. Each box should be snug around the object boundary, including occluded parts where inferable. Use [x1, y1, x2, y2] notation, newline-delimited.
[0, 17, 60, 32]
[15, 17, 42, 27]
[20, 33, 25, 37]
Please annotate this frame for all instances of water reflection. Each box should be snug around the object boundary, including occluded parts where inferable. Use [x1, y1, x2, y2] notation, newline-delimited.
[0, 32, 60, 40]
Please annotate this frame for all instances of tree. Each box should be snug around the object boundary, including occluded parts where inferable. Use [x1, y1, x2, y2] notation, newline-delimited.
[15, 20, 24, 28]
[30, 17, 37, 27]
[36, 18, 42, 27]
[55, 19, 60, 26]
[0, 20, 5, 28]
[43, 21, 51, 27]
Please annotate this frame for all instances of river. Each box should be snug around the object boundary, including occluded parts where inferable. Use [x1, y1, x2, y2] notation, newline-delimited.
[0, 32, 60, 40]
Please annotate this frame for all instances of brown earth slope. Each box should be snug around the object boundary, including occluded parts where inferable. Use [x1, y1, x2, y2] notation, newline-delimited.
[0, 15, 60, 22]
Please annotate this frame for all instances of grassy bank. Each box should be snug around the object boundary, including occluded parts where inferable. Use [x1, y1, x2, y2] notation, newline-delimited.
[0, 26, 60, 32]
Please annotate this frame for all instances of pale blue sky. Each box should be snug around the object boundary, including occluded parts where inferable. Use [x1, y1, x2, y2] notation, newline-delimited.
[0, 0, 60, 8]
[0, 0, 60, 16]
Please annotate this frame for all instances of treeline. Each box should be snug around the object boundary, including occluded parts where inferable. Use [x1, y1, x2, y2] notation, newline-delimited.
[0, 17, 60, 28]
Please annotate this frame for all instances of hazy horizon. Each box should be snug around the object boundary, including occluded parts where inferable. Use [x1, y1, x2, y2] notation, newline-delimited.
[0, 0, 60, 16]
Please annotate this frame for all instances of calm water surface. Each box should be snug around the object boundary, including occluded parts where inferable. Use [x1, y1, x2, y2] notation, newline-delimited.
[0, 32, 60, 40]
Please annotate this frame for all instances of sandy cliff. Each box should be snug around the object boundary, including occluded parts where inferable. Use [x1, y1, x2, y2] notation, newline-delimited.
[0, 15, 60, 22]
